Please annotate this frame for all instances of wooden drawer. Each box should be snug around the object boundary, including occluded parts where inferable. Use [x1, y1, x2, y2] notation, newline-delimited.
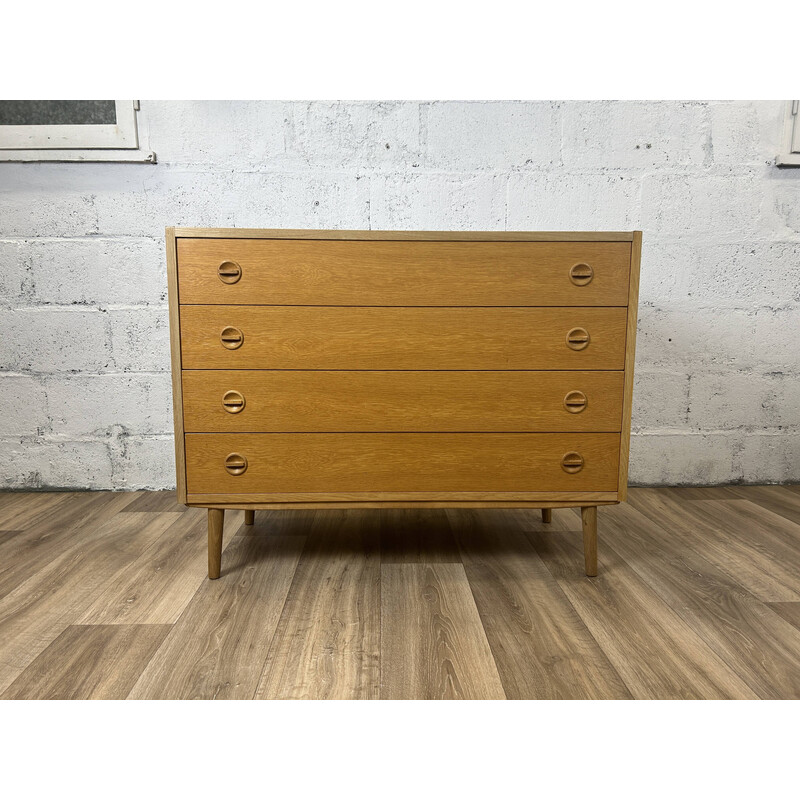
[176, 239, 631, 306]
[180, 306, 627, 370]
[184, 433, 621, 494]
[181, 370, 625, 432]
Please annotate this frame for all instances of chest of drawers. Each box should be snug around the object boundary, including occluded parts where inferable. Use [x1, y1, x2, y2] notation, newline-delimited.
[167, 228, 641, 579]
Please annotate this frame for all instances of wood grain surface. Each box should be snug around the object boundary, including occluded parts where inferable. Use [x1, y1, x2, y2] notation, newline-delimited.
[181, 369, 625, 433]
[0, 511, 179, 693]
[525, 513, 758, 699]
[173, 228, 635, 241]
[129, 533, 306, 700]
[184, 432, 621, 494]
[78, 508, 239, 625]
[0, 491, 140, 598]
[2, 625, 172, 700]
[2, 486, 798, 700]
[597, 502, 800, 698]
[768, 603, 800, 633]
[617, 230, 641, 500]
[381, 562, 506, 699]
[255, 510, 380, 699]
[179, 306, 628, 370]
[628, 491, 800, 602]
[167, 228, 188, 503]
[0, 491, 78, 529]
[177, 239, 632, 306]
[123, 490, 187, 513]
[187, 492, 619, 506]
[449, 508, 631, 699]
[379, 508, 460, 564]
[729, 485, 800, 526]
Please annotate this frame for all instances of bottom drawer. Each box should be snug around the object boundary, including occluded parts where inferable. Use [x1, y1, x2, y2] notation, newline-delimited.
[184, 433, 620, 494]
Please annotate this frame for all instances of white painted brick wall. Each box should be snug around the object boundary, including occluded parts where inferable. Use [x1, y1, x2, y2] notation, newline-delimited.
[1, 100, 798, 489]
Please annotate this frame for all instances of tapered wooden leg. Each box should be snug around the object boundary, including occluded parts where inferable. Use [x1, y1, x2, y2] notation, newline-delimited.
[208, 508, 225, 580]
[541, 508, 552, 523]
[581, 506, 598, 577]
[244, 509, 255, 526]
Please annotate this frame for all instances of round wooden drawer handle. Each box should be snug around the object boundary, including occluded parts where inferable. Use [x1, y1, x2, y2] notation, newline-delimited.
[561, 452, 584, 474]
[563, 390, 588, 413]
[225, 453, 248, 476]
[569, 263, 594, 286]
[566, 327, 590, 351]
[217, 260, 242, 284]
[220, 326, 244, 350]
[222, 390, 246, 414]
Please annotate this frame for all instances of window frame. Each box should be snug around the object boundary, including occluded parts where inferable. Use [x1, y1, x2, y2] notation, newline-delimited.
[0, 100, 156, 163]
[777, 100, 800, 166]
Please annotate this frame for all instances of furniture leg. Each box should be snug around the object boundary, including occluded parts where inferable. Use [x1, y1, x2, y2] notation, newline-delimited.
[244, 509, 255, 526]
[208, 508, 225, 579]
[541, 508, 552, 523]
[581, 506, 598, 577]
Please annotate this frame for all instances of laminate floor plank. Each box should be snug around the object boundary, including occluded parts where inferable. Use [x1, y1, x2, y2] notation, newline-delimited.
[380, 508, 460, 564]
[2, 624, 172, 700]
[728, 485, 800, 527]
[0, 511, 181, 693]
[129, 532, 306, 700]
[767, 603, 800, 633]
[0, 491, 75, 529]
[596, 502, 800, 699]
[0, 531, 22, 547]
[0, 491, 139, 532]
[2, 488, 800, 700]
[629, 491, 800, 602]
[381, 561, 506, 700]
[449, 508, 631, 699]
[525, 514, 758, 699]
[237, 509, 316, 537]
[123, 490, 186, 514]
[630, 486, 743, 503]
[256, 510, 381, 700]
[78, 508, 242, 625]
[0, 491, 141, 599]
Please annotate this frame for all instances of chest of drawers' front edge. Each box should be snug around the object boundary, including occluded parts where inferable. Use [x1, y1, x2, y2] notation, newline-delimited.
[166, 227, 188, 504]
[617, 231, 642, 502]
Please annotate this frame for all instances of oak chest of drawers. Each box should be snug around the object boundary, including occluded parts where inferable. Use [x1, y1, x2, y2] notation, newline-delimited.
[166, 228, 641, 579]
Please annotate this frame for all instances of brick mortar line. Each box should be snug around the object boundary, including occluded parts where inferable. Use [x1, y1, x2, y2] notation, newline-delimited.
[630, 429, 800, 436]
[0, 434, 175, 442]
[0, 371, 171, 377]
[0, 304, 169, 311]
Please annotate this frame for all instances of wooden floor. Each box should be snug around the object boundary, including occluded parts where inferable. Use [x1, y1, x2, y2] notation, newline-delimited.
[1, 486, 799, 699]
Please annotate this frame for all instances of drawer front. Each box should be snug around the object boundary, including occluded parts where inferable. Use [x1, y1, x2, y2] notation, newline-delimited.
[180, 306, 627, 370]
[182, 370, 624, 432]
[184, 433, 621, 493]
[177, 239, 631, 306]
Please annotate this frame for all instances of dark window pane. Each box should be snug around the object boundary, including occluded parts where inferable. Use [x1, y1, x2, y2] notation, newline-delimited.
[0, 101, 117, 126]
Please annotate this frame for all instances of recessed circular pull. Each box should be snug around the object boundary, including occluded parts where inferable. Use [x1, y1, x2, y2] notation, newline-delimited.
[222, 390, 246, 414]
[563, 390, 588, 414]
[217, 260, 242, 284]
[566, 327, 590, 351]
[224, 452, 248, 476]
[561, 452, 584, 474]
[569, 263, 594, 286]
[220, 326, 244, 350]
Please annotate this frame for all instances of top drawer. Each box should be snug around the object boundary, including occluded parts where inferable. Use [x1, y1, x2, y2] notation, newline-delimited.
[176, 239, 631, 306]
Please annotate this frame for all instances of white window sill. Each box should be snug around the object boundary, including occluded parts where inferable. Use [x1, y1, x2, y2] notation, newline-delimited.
[0, 149, 157, 163]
